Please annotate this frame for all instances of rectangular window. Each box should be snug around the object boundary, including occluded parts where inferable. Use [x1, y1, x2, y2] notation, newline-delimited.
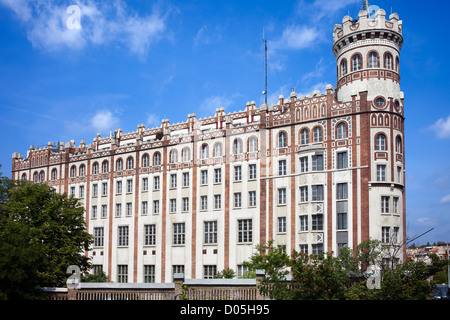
[92, 184, 98, 197]
[377, 165, 386, 181]
[118, 226, 129, 246]
[117, 265, 128, 283]
[382, 226, 390, 244]
[101, 205, 107, 218]
[102, 183, 108, 196]
[201, 170, 208, 185]
[142, 178, 148, 191]
[397, 166, 402, 184]
[144, 224, 156, 246]
[126, 203, 132, 216]
[337, 151, 348, 169]
[79, 185, 84, 198]
[203, 265, 217, 279]
[214, 194, 221, 209]
[173, 223, 185, 245]
[182, 197, 189, 212]
[116, 181, 122, 194]
[94, 227, 104, 247]
[300, 215, 308, 231]
[312, 155, 324, 171]
[312, 244, 324, 255]
[204, 221, 217, 244]
[393, 197, 399, 214]
[278, 217, 286, 233]
[170, 199, 176, 213]
[183, 172, 190, 187]
[312, 214, 323, 230]
[214, 168, 222, 183]
[201, 195, 208, 211]
[299, 244, 308, 255]
[170, 174, 177, 188]
[142, 201, 148, 215]
[300, 157, 308, 173]
[234, 166, 242, 181]
[115, 203, 122, 217]
[144, 265, 155, 283]
[154, 176, 160, 190]
[92, 205, 97, 219]
[312, 185, 324, 201]
[278, 188, 287, 205]
[337, 183, 348, 200]
[249, 164, 257, 180]
[153, 200, 159, 214]
[278, 160, 287, 176]
[381, 196, 390, 213]
[70, 186, 75, 196]
[249, 191, 257, 207]
[127, 179, 132, 193]
[337, 212, 347, 230]
[234, 192, 242, 208]
[238, 219, 252, 243]
[300, 186, 308, 202]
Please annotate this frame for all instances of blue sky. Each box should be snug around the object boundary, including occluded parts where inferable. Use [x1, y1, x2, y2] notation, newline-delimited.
[0, 0, 449, 246]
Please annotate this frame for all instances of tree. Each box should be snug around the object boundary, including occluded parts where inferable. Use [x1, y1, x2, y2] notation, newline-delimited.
[0, 174, 93, 299]
[214, 268, 236, 279]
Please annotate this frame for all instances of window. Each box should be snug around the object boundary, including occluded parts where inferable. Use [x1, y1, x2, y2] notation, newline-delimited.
[117, 265, 128, 283]
[154, 176, 160, 190]
[249, 164, 257, 180]
[214, 143, 222, 157]
[377, 165, 386, 181]
[238, 219, 252, 243]
[299, 244, 308, 255]
[116, 181, 122, 194]
[144, 225, 156, 246]
[337, 151, 348, 169]
[381, 196, 390, 213]
[102, 182, 108, 196]
[183, 197, 189, 212]
[39, 171, 45, 182]
[337, 183, 348, 200]
[312, 244, 324, 255]
[116, 203, 122, 217]
[300, 186, 308, 202]
[153, 153, 161, 166]
[233, 139, 242, 154]
[300, 215, 308, 231]
[203, 266, 217, 279]
[170, 174, 177, 188]
[126, 157, 133, 170]
[170, 199, 176, 213]
[278, 188, 286, 205]
[214, 194, 221, 209]
[312, 154, 324, 171]
[369, 52, 379, 68]
[33, 172, 38, 183]
[142, 201, 148, 215]
[79, 165, 85, 177]
[142, 154, 149, 167]
[382, 226, 390, 244]
[397, 166, 402, 184]
[127, 179, 133, 193]
[204, 221, 217, 244]
[142, 177, 148, 191]
[376, 134, 386, 151]
[234, 192, 242, 208]
[313, 126, 323, 143]
[79, 185, 84, 198]
[201, 144, 208, 160]
[92, 184, 98, 197]
[182, 148, 190, 162]
[375, 97, 385, 107]
[337, 212, 347, 230]
[214, 168, 222, 183]
[51, 169, 57, 181]
[70, 166, 76, 177]
[393, 197, 399, 214]
[300, 129, 309, 145]
[312, 185, 324, 201]
[385, 53, 393, 69]
[118, 226, 129, 246]
[352, 54, 361, 71]
[201, 170, 208, 185]
[278, 132, 287, 148]
[300, 157, 308, 172]
[249, 137, 257, 153]
[116, 159, 123, 171]
[70, 186, 75, 196]
[234, 166, 242, 181]
[278, 160, 287, 176]
[201, 196, 207, 211]
[183, 172, 189, 187]
[341, 60, 347, 76]
[153, 200, 160, 214]
[249, 191, 257, 207]
[170, 150, 177, 164]
[92, 205, 97, 219]
[336, 122, 347, 139]
[94, 227, 104, 247]
[126, 203, 132, 216]
[278, 217, 286, 233]
[173, 223, 185, 245]
[92, 162, 99, 175]
[144, 265, 155, 283]
[102, 161, 109, 173]
[396, 136, 402, 154]
[312, 214, 323, 231]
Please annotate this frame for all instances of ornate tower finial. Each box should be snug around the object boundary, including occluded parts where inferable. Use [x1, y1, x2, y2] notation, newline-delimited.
[361, 0, 369, 11]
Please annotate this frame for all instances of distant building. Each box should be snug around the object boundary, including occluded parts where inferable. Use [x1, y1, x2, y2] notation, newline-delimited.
[12, 2, 406, 283]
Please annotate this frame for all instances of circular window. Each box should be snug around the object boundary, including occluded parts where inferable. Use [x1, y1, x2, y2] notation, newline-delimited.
[394, 101, 400, 110]
[375, 97, 385, 107]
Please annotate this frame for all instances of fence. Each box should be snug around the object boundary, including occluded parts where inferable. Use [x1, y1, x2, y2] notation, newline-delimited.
[41, 272, 266, 301]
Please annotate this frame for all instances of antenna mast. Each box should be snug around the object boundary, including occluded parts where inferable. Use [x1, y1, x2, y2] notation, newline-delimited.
[263, 35, 268, 105]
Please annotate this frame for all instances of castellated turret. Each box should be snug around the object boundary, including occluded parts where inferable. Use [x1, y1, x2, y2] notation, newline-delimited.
[333, 7, 403, 105]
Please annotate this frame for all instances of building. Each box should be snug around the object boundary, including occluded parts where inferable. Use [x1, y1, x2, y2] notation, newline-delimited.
[11, 3, 405, 283]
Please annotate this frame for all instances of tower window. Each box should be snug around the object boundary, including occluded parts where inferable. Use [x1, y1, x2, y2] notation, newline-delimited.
[352, 54, 361, 71]
[341, 60, 347, 76]
[375, 97, 385, 107]
[385, 53, 393, 70]
[369, 52, 379, 68]
[376, 134, 387, 151]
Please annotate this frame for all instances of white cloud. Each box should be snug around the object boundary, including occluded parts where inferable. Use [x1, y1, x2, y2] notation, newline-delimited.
[273, 25, 321, 51]
[199, 96, 233, 116]
[439, 194, 450, 204]
[0, 0, 173, 59]
[146, 113, 161, 128]
[90, 109, 119, 132]
[429, 115, 450, 139]
[194, 24, 223, 46]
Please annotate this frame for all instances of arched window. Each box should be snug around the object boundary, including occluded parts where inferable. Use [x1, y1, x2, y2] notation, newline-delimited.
[336, 122, 347, 139]
[102, 160, 109, 173]
[22, 173, 27, 180]
[33, 172, 38, 183]
[116, 158, 123, 171]
[170, 150, 178, 164]
[92, 162, 99, 175]
[142, 154, 149, 167]
[313, 126, 323, 143]
[278, 132, 287, 148]
[126, 157, 134, 169]
[248, 137, 258, 153]
[154, 152, 161, 166]
[300, 129, 309, 145]
[39, 171, 45, 182]
[214, 143, 222, 158]
[341, 60, 347, 76]
[51, 169, 57, 181]
[396, 136, 402, 154]
[182, 148, 190, 162]
[376, 134, 386, 151]
[352, 54, 361, 71]
[201, 144, 208, 160]
[70, 165, 77, 178]
[233, 139, 243, 154]
[79, 164, 85, 177]
[369, 52, 379, 68]
[385, 53, 393, 70]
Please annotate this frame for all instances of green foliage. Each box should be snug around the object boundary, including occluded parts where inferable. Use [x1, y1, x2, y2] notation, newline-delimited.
[214, 268, 236, 279]
[82, 270, 109, 283]
[0, 172, 93, 299]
